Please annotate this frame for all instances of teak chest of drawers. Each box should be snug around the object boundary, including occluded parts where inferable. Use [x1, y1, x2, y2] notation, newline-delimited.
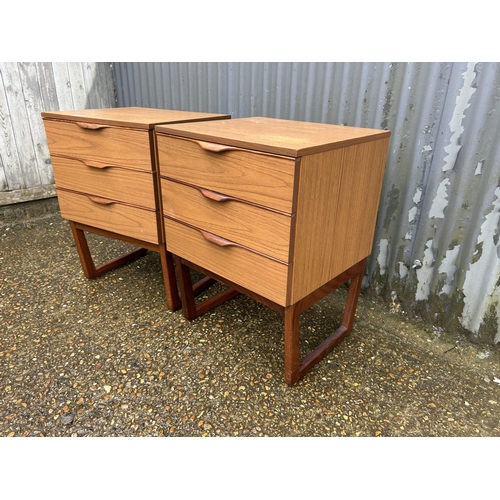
[155, 117, 391, 385]
[42, 107, 230, 310]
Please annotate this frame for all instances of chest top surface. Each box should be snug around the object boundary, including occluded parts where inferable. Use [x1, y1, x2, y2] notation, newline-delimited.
[41, 107, 231, 129]
[155, 116, 390, 157]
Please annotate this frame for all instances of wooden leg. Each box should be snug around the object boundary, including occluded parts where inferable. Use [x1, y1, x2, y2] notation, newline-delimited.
[284, 303, 302, 385]
[283, 258, 367, 385]
[176, 255, 199, 321]
[158, 244, 182, 311]
[69, 221, 148, 279]
[340, 259, 365, 333]
[68, 221, 187, 312]
[172, 255, 366, 385]
[70, 221, 98, 279]
[175, 256, 240, 321]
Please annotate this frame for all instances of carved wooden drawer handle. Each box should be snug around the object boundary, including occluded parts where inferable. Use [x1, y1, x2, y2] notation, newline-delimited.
[195, 140, 237, 153]
[198, 188, 233, 202]
[200, 230, 238, 248]
[75, 121, 110, 130]
[81, 159, 113, 169]
[87, 195, 115, 205]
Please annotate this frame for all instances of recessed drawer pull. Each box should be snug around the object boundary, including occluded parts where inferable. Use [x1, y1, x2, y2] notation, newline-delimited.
[75, 121, 110, 130]
[81, 159, 113, 169]
[198, 187, 233, 202]
[195, 140, 237, 153]
[87, 195, 115, 205]
[200, 230, 239, 248]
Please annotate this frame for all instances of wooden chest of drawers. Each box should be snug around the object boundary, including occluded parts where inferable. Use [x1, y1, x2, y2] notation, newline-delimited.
[42, 107, 230, 310]
[155, 117, 390, 384]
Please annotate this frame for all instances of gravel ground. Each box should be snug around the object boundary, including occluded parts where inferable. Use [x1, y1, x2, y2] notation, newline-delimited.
[1, 199, 500, 438]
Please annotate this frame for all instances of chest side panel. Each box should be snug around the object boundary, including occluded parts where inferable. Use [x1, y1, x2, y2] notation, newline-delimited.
[290, 137, 390, 304]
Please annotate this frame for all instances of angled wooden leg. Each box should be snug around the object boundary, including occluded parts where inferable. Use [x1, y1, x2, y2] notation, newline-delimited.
[176, 255, 198, 321]
[69, 221, 148, 279]
[175, 256, 240, 321]
[339, 259, 365, 333]
[172, 254, 366, 385]
[158, 244, 182, 311]
[283, 258, 367, 385]
[159, 247, 219, 313]
[284, 303, 302, 385]
[70, 220, 99, 279]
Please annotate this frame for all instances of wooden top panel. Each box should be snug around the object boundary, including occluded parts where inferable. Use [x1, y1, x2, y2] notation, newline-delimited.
[41, 107, 231, 130]
[155, 117, 391, 157]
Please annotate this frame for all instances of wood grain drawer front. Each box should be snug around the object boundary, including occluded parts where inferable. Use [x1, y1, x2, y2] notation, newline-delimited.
[161, 179, 292, 263]
[165, 218, 289, 306]
[57, 189, 159, 244]
[157, 135, 296, 213]
[52, 157, 156, 209]
[44, 120, 152, 171]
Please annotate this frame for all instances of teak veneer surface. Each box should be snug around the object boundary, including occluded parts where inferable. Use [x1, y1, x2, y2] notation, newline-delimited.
[165, 218, 289, 305]
[157, 116, 391, 383]
[52, 157, 156, 209]
[290, 137, 390, 303]
[155, 116, 391, 157]
[57, 190, 159, 244]
[161, 178, 292, 263]
[42, 107, 231, 129]
[42, 106, 232, 312]
[156, 134, 296, 213]
[43, 120, 153, 171]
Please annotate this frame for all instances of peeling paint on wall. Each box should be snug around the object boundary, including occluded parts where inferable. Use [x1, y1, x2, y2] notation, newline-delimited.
[411, 194, 421, 222]
[429, 178, 451, 219]
[398, 261, 409, 279]
[442, 63, 477, 173]
[461, 187, 500, 341]
[112, 61, 500, 345]
[408, 206, 418, 223]
[438, 245, 461, 295]
[406, 187, 423, 240]
[475, 160, 485, 176]
[416, 240, 435, 301]
[377, 239, 389, 275]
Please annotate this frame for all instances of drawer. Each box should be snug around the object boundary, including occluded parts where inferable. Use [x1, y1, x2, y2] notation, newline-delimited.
[157, 134, 296, 213]
[57, 189, 159, 244]
[161, 179, 292, 263]
[165, 218, 289, 306]
[52, 157, 156, 209]
[44, 120, 152, 171]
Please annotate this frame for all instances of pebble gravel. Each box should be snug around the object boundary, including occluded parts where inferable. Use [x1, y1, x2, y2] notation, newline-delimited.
[1, 199, 500, 438]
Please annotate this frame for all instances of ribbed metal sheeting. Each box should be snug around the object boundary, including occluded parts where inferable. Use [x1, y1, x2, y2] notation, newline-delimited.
[113, 62, 500, 344]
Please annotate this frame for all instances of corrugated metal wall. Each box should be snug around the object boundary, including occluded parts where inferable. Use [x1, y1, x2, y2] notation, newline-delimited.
[113, 62, 500, 344]
[0, 62, 116, 205]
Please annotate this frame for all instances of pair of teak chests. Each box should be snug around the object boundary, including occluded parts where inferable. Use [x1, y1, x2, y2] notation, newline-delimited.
[42, 107, 391, 385]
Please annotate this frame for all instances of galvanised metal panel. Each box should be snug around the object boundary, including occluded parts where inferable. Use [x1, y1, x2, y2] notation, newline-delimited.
[112, 62, 500, 344]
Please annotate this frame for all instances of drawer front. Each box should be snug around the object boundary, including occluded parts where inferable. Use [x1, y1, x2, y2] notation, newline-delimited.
[161, 179, 292, 263]
[44, 120, 152, 171]
[165, 218, 289, 306]
[52, 157, 156, 209]
[157, 134, 296, 213]
[57, 189, 159, 244]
